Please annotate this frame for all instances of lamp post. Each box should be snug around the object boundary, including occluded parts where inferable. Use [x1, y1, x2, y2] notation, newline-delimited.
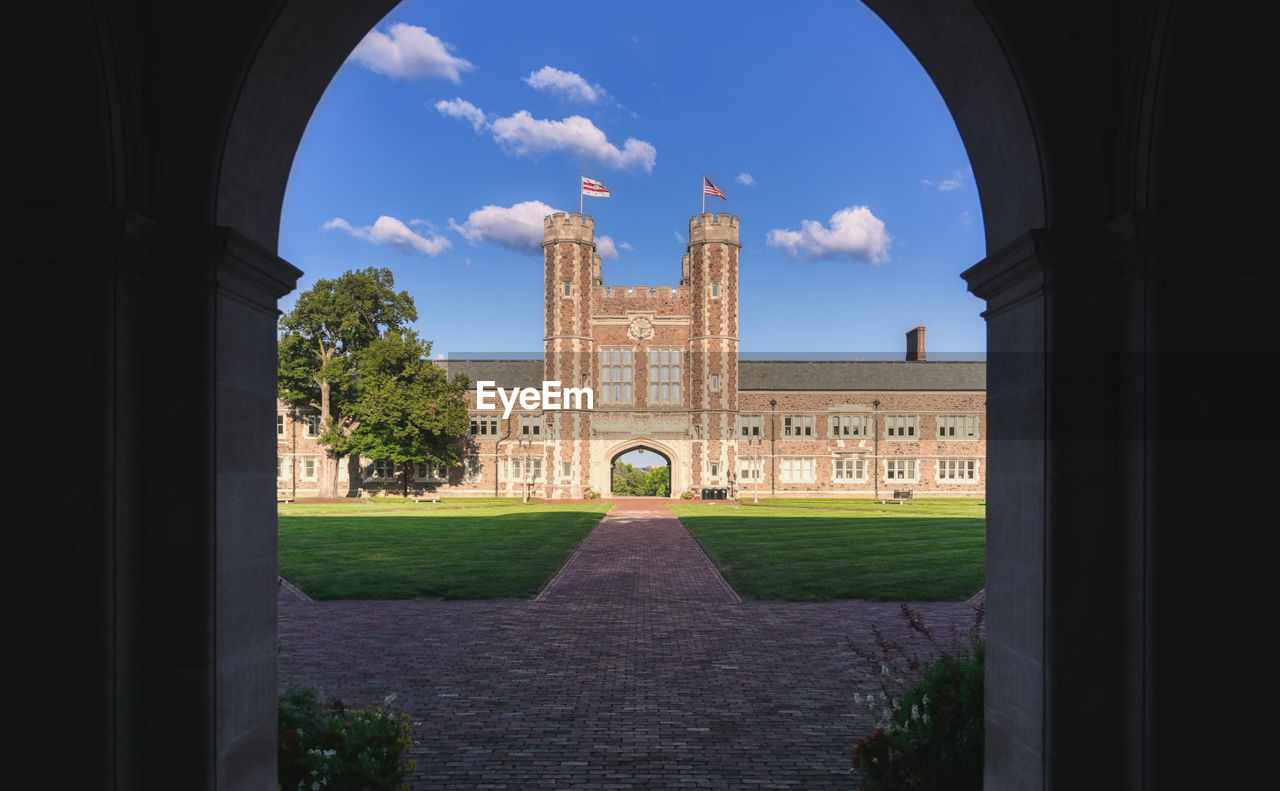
[769, 398, 777, 499]
[747, 433, 763, 503]
[873, 399, 881, 500]
[518, 432, 533, 504]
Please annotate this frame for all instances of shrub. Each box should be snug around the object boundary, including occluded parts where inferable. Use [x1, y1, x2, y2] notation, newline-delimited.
[583, 489, 600, 500]
[680, 489, 695, 500]
[849, 603, 984, 791]
[278, 687, 417, 791]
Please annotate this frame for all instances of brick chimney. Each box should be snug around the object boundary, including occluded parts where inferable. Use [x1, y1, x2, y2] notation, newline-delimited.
[905, 326, 926, 361]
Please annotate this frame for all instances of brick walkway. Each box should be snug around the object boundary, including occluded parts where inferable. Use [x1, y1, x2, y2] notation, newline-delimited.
[278, 499, 983, 789]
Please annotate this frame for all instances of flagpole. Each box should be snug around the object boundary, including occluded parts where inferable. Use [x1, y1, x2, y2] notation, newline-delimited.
[701, 174, 706, 215]
[579, 173, 583, 217]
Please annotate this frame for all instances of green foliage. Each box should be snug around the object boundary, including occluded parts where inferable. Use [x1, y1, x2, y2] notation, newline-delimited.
[610, 461, 671, 496]
[851, 645, 984, 790]
[335, 330, 470, 481]
[680, 489, 695, 500]
[278, 687, 416, 791]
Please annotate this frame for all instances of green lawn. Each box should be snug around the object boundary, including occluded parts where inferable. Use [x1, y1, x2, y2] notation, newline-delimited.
[278, 500, 612, 600]
[670, 498, 985, 601]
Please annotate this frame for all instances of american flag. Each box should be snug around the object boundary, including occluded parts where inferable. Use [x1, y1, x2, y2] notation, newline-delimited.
[581, 176, 610, 197]
[703, 176, 726, 199]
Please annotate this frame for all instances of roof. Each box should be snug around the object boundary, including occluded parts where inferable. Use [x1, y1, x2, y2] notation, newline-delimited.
[443, 358, 985, 391]
[442, 359, 544, 389]
[738, 360, 985, 391]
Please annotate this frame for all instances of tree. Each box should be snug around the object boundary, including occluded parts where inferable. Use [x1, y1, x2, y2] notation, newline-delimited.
[336, 330, 470, 496]
[278, 268, 416, 497]
[644, 466, 671, 497]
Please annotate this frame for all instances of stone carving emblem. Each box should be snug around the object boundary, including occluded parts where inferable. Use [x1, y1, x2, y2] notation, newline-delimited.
[628, 316, 654, 340]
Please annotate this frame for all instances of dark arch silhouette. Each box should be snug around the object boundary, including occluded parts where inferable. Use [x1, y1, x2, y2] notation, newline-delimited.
[7, 2, 1276, 788]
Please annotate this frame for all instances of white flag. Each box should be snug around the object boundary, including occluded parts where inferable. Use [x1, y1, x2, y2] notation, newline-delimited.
[581, 177, 610, 198]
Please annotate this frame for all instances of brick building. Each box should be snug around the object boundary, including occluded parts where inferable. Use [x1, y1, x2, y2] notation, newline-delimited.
[278, 212, 985, 499]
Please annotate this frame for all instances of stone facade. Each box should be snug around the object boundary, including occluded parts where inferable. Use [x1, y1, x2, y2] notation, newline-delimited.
[279, 212, 985, 499]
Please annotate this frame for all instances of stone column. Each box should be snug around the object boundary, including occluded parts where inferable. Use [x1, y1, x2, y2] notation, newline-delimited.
[964, 211, 1279, 789]
[1, 208, 300, 789]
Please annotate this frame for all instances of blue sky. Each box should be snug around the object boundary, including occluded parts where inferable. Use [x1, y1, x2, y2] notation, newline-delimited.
[279, 0, 986, 358]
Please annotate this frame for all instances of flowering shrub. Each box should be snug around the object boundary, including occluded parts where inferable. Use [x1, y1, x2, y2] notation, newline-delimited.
[278, 687, 417, 791]
[583, 489, 600, 500]
[849, 603, 984, 791]
[680, 489, 695, 500]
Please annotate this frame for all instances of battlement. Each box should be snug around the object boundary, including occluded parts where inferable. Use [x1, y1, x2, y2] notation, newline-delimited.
[542, 212, 595, 245]
[688, 213, 741, 246]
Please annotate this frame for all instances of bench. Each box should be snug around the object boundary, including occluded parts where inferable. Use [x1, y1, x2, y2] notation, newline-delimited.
[277, 496, 294, 503]
[876, 490, 914, 505]
[411, 497, 441, 504]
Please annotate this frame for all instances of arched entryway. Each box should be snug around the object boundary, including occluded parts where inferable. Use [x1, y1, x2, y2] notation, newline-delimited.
[10, 2, 1278, 789]
[609, 445, 672, 498]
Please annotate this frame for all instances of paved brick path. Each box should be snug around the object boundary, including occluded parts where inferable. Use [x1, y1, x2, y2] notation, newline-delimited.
[278, 499, 983, 789]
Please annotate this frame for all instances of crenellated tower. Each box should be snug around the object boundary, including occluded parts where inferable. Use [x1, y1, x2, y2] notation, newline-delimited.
[541, 212, 599, 496]
[687, 213, 741, 489]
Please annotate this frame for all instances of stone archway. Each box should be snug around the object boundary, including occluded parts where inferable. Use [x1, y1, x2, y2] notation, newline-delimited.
[9, 2, 1278, 789]
[607, 443, 674, 498]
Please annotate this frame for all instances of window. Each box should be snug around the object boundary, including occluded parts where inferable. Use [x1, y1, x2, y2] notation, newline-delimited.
[739, 415, 762, 437]
[562, 461, 572, 478]
[831, 414, 871, 438]
[562, 281, 572, 297]
[277, 415, 285, 436]
[368, 458, 397, 480]
[783, 415, 814, 437]
[507, 457, 542, 481]
[303, 414, 320, 438]
[937, 415, 979, 440]
[464, 456, 481, 482]
[519, 415, 543, 437]
[709, 461, 720, 477]
[938, 459, 978, 481]
[414, 462, 443, 481]
[781, 458, 815, 483]
[277, 456, 288, 479]
[710, 373, 720, 392]
[740, 458, 763, 480]
[600, 348, 633, 403]
[833, 458, 865, 481]
[885, 415, 917, 439]
[471, 416, 499, 436]
[648, 348, 682, 404]
[885, 459, 918, 481]
[302, 456, 317, 481]
[711, 282, 721, 297]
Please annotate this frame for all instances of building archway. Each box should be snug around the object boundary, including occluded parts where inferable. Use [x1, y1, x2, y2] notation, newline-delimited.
[598, 438, 682, 498]
[608, 444, 673, 498]
[10, 2, 1277, 789]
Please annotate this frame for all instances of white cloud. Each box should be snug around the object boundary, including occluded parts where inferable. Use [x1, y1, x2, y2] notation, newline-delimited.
[488, 111, 656, 172]
[597, 235, 620, 259]
[736, 172, 755, 186]
[435, 101, 656, 172]
[323, 216, 452, 257]
[959, 211, 972, 226]
[619, 241, 633, 250]
[673, 230, 686, 245]
[924, 169, 967, 191]
[524, 66, 604, 103]
[766, 206, 891, 264]
[447, 200, 558, 254]
[349, 24, 473, 82]
[434, 98, 487, 131]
